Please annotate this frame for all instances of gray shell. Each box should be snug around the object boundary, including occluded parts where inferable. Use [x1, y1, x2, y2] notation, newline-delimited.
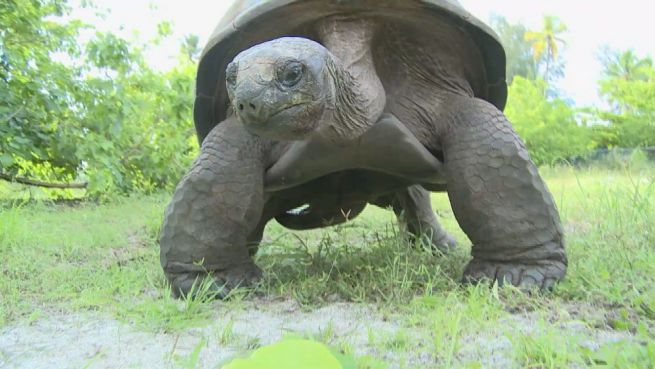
[194, 0, 507, 143]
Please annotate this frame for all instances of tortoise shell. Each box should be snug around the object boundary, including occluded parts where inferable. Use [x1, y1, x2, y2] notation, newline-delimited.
[194, 0, 507, 143]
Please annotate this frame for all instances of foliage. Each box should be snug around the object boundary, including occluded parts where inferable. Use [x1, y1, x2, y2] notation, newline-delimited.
[74, 42, 198, 196]
[0, 0, 197, 198]
[524, 15, 567, 84]
[222, 339, 348, 369]
[2, 2, 652, 197]
[491, 17, 653, 156]
[0, 0, 87, 184]
[490, 15, 566, 85]
[1, 167, 654, 367]
[505, 76, 593, 165]
[595, 49, 655, 148]
[489, 16, 539, 83]
[491, 16, 595, 164]
[599, 47, 654, 82]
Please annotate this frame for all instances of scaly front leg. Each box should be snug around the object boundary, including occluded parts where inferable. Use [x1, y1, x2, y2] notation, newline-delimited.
[160, 118, 267, 298]
[438, 96, 567, 289]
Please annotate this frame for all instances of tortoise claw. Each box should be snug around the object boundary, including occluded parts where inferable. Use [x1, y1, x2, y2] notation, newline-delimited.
[169, 263, 263, 300]
[462, 259, 566, 291]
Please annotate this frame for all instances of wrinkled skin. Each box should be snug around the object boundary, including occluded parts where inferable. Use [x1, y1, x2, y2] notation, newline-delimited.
[160, 17, 566, 298]
[225, 39, 330, 141]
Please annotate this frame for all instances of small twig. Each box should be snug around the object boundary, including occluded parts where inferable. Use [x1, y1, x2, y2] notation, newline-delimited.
[2, 106, 25, 123]
[0, 172, 88, 189]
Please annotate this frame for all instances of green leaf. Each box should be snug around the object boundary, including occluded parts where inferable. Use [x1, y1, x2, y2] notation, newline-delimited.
[0, 153, 14, 168]
[222, 339, 343, 369]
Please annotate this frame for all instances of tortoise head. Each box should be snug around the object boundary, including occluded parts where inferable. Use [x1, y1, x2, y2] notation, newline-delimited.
[226, 37, 335, 140]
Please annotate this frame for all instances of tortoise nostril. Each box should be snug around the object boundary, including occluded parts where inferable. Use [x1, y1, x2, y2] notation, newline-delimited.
[249, 103, 256, 110]
[238, 104, 244, 111]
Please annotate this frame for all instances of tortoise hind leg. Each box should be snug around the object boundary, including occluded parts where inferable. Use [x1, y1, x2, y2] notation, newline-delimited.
[372, 185, 457, 253]
[438, 96, 566, 289]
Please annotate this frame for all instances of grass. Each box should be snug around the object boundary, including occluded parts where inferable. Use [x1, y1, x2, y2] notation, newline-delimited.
[508, 319, 655, 369]
[1, 165, 654, 368]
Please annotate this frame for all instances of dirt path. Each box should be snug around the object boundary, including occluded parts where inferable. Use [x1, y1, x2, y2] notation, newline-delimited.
[0, 300, 631, 369]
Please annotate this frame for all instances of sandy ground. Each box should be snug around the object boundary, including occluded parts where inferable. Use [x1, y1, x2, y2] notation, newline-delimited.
[0, 300, 631, 369]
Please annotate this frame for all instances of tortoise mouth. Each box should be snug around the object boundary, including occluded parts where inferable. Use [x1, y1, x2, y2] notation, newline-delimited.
[240, 101, 322, 140]
[269, 102, 311, 120]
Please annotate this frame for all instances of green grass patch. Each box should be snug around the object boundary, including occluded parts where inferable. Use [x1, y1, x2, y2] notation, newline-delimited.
[1, 165, 654, 366]
[509, 319, 655, 369]
[255, 222, 468, 305]
[545, 166, 655, 315]
[0, 195, 168, 327]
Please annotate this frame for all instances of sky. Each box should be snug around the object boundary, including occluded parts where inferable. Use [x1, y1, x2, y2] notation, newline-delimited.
[73, 0, 655, 107]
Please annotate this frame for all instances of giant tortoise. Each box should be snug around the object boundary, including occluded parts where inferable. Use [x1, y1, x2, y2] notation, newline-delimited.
[160, 0, 567, 297]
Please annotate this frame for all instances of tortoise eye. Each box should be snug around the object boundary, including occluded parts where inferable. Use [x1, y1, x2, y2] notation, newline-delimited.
[226, 62, 238, 88]
[277, 61, 304, 87]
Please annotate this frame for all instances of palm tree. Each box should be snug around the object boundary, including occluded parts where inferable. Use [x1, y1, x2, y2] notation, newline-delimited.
[602, 49, 653, 81]
[524, 16, 567, 82]
[490, 15, 539, 83]
[600, 49, 654, 114]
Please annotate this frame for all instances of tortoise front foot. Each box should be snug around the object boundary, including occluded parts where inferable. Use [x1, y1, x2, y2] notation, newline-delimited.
[168, 263, 263, 299]
[213, 263, 263, 293]
[462, 258, 566, 290]
[160, 119, 269, 300]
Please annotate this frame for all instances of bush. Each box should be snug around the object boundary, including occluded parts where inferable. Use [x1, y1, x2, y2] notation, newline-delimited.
[0, 0, 198, 199]
[505, 77, 593, 165]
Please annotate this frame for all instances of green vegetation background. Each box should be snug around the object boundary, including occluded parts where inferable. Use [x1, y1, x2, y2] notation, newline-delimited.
[1, 1, 655, 198]
[1, 165, 654, 368]
[1, 2, 655, 367]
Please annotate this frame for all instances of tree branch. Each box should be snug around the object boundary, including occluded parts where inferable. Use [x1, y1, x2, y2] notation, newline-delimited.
[2, 106, 25, 123]
[0, 173, 88, 189]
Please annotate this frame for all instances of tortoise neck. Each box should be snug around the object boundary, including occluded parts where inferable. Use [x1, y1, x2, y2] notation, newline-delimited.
[317, 56, 369, 142]
[318, 17, 386, 133]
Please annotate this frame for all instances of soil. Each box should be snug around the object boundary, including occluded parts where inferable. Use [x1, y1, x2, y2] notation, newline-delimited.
[0, 300, 631, 369]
